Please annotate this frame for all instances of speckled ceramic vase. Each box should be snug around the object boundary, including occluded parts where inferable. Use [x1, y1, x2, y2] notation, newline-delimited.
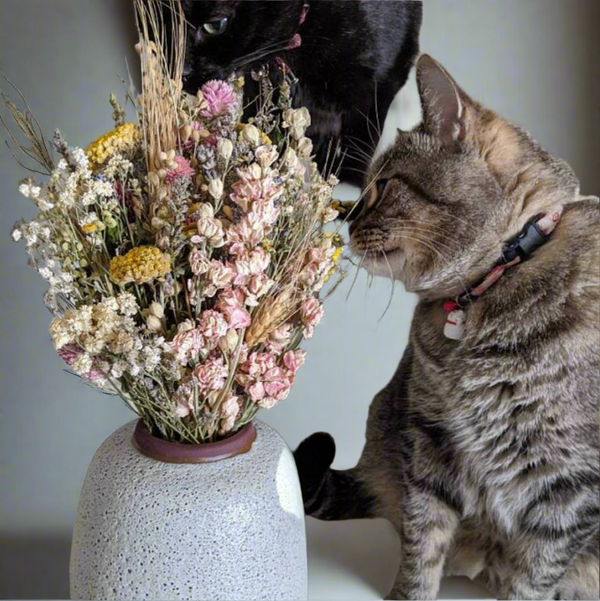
[70, 419, 307, 601]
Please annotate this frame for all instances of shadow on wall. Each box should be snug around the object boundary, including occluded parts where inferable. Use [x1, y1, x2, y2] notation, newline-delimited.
[0, 535, 71, 599]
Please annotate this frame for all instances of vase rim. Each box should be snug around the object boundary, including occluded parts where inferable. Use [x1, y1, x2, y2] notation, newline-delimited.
[133, 420, 257, 464]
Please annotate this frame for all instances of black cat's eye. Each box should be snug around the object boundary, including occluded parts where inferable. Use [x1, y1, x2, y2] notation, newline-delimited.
[202, 17, 230, 36]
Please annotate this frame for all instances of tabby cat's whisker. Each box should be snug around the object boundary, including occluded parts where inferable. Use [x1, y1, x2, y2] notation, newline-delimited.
[346, 250, 367, 302]
[379, 249, 396, 322]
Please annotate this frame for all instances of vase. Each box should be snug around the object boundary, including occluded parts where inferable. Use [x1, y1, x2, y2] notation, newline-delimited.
[70, 419, 307, 600]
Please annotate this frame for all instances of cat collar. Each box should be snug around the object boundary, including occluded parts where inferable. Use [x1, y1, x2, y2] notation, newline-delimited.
[442, 207, 563, 340]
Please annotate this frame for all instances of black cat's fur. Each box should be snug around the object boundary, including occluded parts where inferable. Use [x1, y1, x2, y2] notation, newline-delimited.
[176, 0, 423, 187]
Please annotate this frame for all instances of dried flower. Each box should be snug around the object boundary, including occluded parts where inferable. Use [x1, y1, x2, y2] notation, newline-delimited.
[109, 246, 171, 285]
[283, 107, 311, 140]
[194, 357, 228, 394]
[217, 138, 233, 161]
[216, 287, 251, 329]
[200, 80, 238, 117]
[85, 123, 140, 171]
[164, 155, 194, 184]
[208, 178, 224, 200]
[6, 9, 344, 444]
[300, 297, 325, 339]
[241, 124, 261, 147]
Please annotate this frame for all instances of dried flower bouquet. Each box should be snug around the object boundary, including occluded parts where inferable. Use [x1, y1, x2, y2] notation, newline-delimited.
[4, 0, 346, 443]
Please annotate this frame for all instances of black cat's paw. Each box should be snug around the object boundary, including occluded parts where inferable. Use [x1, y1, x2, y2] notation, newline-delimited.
[293, 432, 336, 499]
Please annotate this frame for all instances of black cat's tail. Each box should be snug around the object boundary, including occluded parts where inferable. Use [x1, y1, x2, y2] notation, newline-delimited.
[293, 432, 377, 520]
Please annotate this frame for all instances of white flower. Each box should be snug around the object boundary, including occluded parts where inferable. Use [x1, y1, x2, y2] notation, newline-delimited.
[208, 178, 224, 200]
[146, 315, 162, 333]
[297, 136, 313, 158]
[242, 124, 261, 147]
[38, 267, 53, 280]
[11, 228, 22, 242]
[247, 163, 262, 180]
[129, 363, 142, 377]
[255, 145, 278, 169]
[142, 346, 162, 370]
[72, 352, 93, 376]
[49, 318, 73, 350]
[71, 148, 90, 172]
[149, 302, 164, 319]
[116, 292, 138, 316]
[217, 138, 233, 161]
[193, 204, 225, 248]
[111, 361, 128, 378]
[19, 183, 41, 199]
[283, 107, 311, 140]
[219, 328, 239, 353]
[322, 206, 340, 223]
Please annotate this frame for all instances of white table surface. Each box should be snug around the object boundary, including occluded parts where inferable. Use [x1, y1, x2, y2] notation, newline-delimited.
[306, 517, 494, 600]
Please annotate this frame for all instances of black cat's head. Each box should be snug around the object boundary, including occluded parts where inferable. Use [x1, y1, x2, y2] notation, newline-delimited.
[175, 0, 305, 92]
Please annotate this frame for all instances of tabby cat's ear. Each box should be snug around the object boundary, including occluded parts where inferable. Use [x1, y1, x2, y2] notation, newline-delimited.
[416, 54, 471, 143]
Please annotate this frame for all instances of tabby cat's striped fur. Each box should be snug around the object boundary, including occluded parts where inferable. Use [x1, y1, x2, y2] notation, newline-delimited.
[295, 55, 599, 600]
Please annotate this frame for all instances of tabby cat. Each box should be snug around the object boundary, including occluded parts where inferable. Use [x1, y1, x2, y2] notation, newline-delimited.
[295, 55, 600, 600]
[171, 0, 422, 186]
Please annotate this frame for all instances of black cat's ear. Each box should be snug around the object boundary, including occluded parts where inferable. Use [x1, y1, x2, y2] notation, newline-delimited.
[416, 54, 471, 142]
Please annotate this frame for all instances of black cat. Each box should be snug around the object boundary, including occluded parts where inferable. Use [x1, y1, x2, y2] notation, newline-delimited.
[175, 0, 423, 187]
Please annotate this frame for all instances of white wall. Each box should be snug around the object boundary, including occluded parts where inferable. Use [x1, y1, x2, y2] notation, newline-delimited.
[1, 0, 598, 598]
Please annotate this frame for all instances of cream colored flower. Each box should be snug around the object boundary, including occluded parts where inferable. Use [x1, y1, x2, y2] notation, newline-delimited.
[217, 138, 233, 161]
[297, 136, 313, 158]
[208, 178, 224, 200]
[242, 124, 261, 147]
[283, 107, 311, 139]
[255, 145, 278, 169]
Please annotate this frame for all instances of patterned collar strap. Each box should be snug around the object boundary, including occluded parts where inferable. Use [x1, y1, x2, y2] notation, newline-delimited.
[443, 207, 563, 340]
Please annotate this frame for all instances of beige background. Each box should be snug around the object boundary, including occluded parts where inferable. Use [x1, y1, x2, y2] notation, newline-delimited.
[1, 0, 599, 598]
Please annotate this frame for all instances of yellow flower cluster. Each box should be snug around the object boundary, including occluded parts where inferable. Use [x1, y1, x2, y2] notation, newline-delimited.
[109, 246, 171, 285]
[85, 123, 140, 171]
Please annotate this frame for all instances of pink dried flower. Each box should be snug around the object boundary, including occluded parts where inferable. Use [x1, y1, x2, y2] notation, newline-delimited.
[230, 177, 263, 212]
[200, 80, 238, 118]
[267, 324, 293, 353]
[205, 261, 235, 297]
[226, 218, 265, 255]
[240, 351, 277, 378]
[168, 321, 205, 365]
[216, 288, 252, 330]
[219, 393, 240, 434]
[233, 248, 270, 285]
[193, 357, 229, 394]
[300, 296, 325, 339]
[243, 273, 273, 307]
[283, 349, 306, 376]
[173, 381, 195, 418]
[230, 168, 282, 214]
[57, 344, 105, 383]
[237, 352, 293, 409]
[198, 310, 229, 341]
[189, 248, 210, 276]
[164, 156, 195, 185]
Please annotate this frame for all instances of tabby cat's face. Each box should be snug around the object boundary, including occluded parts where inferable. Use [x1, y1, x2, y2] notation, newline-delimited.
[177, 0, 304, 92]
[350, 55, 514, 296]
